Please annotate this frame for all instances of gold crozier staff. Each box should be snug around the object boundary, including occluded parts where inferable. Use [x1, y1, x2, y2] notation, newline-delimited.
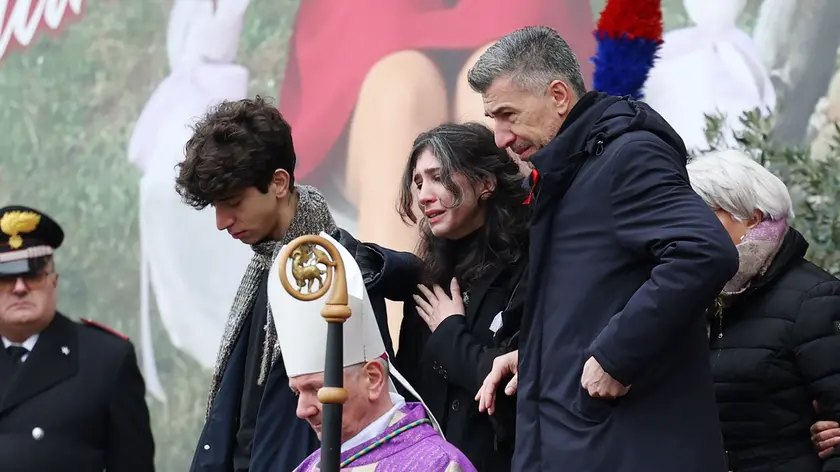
[277, 234, 350, 472]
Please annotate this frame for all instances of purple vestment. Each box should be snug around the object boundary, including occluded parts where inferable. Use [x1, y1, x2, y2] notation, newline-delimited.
[295, 402, 476, 471]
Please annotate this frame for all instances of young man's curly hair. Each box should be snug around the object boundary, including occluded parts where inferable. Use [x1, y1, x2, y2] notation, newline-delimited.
[175, 96, 297, 209]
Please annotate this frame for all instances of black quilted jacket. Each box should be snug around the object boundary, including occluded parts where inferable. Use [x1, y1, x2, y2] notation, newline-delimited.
[710, 228, 840, 472]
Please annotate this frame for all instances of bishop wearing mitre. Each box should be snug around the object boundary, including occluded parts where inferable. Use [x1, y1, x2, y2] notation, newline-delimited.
[267, 232, 476, 471]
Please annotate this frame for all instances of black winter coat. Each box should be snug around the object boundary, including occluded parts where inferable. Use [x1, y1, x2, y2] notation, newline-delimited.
[517, 91, 739, 472]
[391, 252, 529, 472]
[0, 313, 155, 472]
[710, 228, 840, 472]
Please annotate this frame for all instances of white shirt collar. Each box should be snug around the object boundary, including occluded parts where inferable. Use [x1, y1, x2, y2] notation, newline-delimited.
[340, 392, 406, 453]
[2, 334, 40, 361]
[2, 334, 39, 351]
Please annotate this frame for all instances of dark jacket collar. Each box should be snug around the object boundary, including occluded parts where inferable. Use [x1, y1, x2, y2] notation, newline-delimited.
[557, 90, 602, 135]
[746, 227, 809, 294]
[0, 312, 78, 414]
[531, 91, 620, 175]
[532, 91, 689, 178]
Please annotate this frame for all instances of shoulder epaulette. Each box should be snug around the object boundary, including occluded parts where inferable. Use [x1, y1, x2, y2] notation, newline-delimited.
[80, 318, 130, 341]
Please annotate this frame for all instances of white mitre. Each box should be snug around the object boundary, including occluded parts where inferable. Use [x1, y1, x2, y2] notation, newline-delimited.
[267, 232, 443, 434]
[267, 232, 386, 376]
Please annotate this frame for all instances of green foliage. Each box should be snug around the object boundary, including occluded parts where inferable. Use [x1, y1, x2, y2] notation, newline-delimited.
[699, 110, 840, 275]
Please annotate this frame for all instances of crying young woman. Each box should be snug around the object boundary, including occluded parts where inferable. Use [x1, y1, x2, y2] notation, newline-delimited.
[369, 122, 533, 472]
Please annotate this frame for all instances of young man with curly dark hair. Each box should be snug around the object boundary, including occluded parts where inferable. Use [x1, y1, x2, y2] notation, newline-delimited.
[177, 96, 415, 472]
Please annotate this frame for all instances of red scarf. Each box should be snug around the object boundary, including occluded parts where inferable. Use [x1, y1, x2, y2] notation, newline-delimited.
[523, 168, 540, 205]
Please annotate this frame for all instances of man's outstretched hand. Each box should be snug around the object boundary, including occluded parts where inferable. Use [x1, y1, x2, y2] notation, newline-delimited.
[475, 350, 519, 415]
[581, 356, 630, 399]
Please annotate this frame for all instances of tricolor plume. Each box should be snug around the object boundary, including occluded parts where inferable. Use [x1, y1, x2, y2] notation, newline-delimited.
[591, 0, 663, 99]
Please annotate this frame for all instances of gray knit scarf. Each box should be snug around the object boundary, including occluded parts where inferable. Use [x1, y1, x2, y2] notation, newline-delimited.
[205, 185, 337, 417]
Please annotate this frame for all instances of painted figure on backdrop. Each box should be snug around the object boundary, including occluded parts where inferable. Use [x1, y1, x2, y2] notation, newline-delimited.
[128, 0, 254, 401]
[278, 0, 596, 255]
[643, 0, 776, 152]
[809, 70, 840, 160]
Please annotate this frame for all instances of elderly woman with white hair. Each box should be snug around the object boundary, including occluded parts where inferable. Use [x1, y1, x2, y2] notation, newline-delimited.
[687, 150, 840, 472]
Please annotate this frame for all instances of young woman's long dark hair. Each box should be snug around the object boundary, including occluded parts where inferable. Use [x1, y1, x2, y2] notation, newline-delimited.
[398, 122, 531, 286]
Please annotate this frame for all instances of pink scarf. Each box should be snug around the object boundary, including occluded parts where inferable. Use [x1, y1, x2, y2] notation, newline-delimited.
[722, 217, 789, 297]
[709, 218, 788, 339]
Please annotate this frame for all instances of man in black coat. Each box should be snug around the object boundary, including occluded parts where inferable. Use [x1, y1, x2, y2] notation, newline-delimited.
[470, 27, 739, 471]
[0, 205, 155, 472]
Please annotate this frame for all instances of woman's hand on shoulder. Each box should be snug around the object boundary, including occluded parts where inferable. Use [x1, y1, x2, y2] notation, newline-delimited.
[413, 278, 465, 332]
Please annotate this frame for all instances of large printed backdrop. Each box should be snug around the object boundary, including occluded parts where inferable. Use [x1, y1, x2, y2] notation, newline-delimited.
[2, 0, 838, 470]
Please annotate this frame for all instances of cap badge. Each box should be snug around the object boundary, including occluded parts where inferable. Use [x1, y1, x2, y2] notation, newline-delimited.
[0, 211, 41, 249]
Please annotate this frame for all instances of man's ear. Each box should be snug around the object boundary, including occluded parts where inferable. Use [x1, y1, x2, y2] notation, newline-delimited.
[272, 169, 292, 198]
[548, 79, 573, 117]
[364, 361, 388, 400]
[48, 258, 58, 287]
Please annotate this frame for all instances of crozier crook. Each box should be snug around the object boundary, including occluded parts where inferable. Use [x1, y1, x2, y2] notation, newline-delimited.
[277, 234, 350, 472]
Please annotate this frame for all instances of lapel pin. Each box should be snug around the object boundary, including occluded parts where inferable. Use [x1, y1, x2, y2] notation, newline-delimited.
[61, 346, 70, 355]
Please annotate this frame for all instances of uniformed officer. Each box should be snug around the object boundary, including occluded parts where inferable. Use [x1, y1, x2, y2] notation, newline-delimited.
[0, 205, 155, 471]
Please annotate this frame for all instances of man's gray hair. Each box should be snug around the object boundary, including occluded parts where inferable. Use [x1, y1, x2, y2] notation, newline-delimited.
[686, 150, 794, 221]
[467, 26, 587, 98]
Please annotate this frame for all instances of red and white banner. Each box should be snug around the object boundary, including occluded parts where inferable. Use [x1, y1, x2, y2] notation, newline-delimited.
[1, 0, 85, 64]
